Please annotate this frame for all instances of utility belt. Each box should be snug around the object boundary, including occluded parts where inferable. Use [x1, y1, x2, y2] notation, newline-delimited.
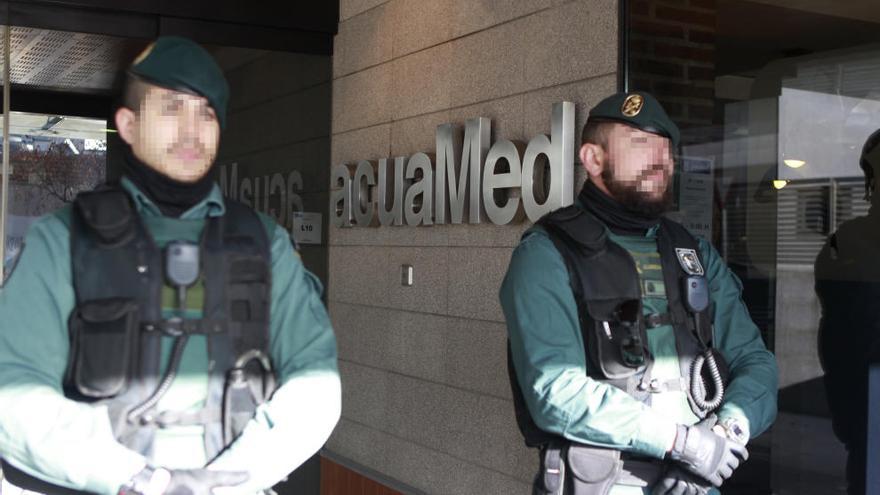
[533, 443, 666, 495]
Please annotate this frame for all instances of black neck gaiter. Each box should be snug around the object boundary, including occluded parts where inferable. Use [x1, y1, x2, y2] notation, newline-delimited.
[580, 180, 661, 235]
[122, 147, 217, 218]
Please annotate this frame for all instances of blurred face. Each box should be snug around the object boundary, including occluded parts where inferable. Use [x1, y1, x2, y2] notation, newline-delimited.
[580, 123, 675, 216]
[116, 85, 220, 182]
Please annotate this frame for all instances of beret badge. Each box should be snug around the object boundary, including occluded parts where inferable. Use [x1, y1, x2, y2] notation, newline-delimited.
[621, 94, 644, 117]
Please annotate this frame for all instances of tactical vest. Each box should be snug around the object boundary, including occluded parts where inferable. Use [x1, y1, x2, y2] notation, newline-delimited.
[2, 186, 275, 494]
[508, 205, 727, 448]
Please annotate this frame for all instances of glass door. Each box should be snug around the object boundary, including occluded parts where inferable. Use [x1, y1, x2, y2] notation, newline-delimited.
[2, 112, 107, 278]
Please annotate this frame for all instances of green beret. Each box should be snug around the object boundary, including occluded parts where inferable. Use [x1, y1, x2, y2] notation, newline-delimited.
[587, 92, 680, 149]
[128, 36, 229, 129]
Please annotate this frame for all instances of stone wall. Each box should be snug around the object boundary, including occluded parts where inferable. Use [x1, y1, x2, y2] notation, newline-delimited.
[327, 1, 619, 493]
[214, 48, 332, 284]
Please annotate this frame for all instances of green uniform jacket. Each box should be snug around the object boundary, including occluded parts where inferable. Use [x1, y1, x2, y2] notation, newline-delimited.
[0, 179, 341, 495]
[500, 214, 778, 461]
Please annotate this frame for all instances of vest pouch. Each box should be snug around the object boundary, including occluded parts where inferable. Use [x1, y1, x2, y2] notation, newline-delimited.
[565, 444, 622, 495]
[66, 298, 139, 399]
[617, 323, 646, 369]
[534, 444, 565, 495]
[584, 299, 647, 380]
[222, 351, 275, 444]
[222, 367, 258, 444]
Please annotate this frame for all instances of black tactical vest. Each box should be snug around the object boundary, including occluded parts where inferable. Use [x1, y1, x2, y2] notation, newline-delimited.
[508, 205, 725, 448]
[2, 185, 275, 494]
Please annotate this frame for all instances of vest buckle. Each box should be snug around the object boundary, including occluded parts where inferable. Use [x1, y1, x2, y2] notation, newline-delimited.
[164, 317, 185, 337]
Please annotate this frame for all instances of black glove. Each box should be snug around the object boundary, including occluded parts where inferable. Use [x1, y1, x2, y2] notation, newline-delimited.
[122, 467, 249, 495]
[164, 469, 249, 495]
[668, 420, 748, 487]
[652, 466, 712, 495]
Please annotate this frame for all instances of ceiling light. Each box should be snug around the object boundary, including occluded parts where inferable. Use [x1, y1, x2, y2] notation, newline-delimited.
[784, 159, 806, 169]
[772, 180, 788, 190]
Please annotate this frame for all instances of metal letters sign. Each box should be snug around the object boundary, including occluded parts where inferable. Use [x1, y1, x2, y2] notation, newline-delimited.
[331, 101, 575, 227]
[221, 162, 304, 231]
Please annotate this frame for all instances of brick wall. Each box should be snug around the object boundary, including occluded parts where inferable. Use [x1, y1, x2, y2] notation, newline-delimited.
[629, 0, 717, 135]
[320, 458, 403, 495]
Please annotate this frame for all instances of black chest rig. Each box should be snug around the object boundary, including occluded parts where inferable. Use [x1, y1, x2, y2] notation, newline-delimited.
[3, 187, 277, 494]
[61, 186, 275, 457]
[508, 205, 728, 448]
[3, 187, 275, 495]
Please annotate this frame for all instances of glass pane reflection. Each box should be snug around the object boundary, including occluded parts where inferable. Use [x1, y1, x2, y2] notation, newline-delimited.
[629, 3, 880, 493]
[3, 112, 106, 279]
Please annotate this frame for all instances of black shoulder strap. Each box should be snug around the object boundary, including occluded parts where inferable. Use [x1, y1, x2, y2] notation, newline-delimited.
[73, 184, 137, 246]
[70, 183, 161, 312]
[536, 205, 606, 252]
[215, 199, 272, 294]
[657, 218, 713, 344]
[536, 205, 608, 304]
[223, 199, 272, 254]
[201, 198, 274, 457]
[200, 198, 271, 320]
[537, 206, 642, 321]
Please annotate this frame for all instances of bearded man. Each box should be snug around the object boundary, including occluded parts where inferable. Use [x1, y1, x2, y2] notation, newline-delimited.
[500, 92, 778, 495]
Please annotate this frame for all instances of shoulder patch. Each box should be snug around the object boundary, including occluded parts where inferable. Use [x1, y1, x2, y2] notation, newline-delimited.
[675, 247, 704, 276]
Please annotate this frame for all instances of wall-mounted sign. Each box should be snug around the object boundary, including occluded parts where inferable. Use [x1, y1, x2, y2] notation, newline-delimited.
[678, 173, 713, 240]
[292, 212, 322, 245]
[220, 162, 305, 232]
[331, 101, 576, 227]
[665, 156, 714, 240]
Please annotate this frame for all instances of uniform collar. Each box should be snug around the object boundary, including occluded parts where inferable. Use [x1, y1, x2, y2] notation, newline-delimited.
[120, 176, 226, 219]
[575, 196, 660, 238]
[577, 181, 662, 237]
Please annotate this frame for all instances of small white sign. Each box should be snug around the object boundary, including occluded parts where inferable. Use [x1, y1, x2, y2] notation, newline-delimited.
[84, 139, 107, 151]
[678, 171, 714, 240]
[292, 212, 322, 245]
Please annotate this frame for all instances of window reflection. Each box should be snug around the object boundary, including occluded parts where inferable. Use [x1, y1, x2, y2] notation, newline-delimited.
[630, 1, 880, 493]
[3, 112, 106, 277]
